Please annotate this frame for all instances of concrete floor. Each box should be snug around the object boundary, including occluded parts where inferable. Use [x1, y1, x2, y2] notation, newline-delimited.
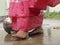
[0, 19, 60, 45]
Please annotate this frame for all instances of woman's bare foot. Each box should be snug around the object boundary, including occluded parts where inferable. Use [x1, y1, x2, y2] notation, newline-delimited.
[12, 30, 29, 39]
[29, 27, 43, 36]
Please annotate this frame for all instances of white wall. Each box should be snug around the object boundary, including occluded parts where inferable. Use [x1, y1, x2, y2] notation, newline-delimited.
[49, 4, 60, 12]
[6, 0, 10, 9]
[0, 0, 8, 16]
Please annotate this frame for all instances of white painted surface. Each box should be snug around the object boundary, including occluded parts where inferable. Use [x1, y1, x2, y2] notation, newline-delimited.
[49, 4, 60, 12]
[0, 0, 8, 16]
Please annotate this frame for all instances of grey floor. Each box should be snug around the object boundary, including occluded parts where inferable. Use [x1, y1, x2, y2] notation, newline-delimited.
[0, 19, 60, 45]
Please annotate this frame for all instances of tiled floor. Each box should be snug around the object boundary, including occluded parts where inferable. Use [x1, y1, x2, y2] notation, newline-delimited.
[0, 19, 60, 45]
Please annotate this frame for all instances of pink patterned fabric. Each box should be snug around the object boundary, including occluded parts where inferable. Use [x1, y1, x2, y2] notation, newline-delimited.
[9, 0, 44, 32]
[11, 14, 43, 31]
[8, 0, 36, 17]
[34, 0, 48, 10]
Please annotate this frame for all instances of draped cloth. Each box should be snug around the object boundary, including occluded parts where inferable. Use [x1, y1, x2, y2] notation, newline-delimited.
[8, 0, 37, 17]
[48, 0, 60, 7]
[8, 0, 60, 31]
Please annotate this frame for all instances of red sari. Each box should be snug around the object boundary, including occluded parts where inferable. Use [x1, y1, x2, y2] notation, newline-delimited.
[48, 0, 60, 7]
[8, 0, 60, 32]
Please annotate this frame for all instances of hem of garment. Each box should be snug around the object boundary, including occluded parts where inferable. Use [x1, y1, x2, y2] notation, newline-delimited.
[12, 25, 42, 32]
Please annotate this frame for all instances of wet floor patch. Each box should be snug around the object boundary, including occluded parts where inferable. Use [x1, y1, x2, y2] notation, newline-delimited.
[0, 29, 60, 45]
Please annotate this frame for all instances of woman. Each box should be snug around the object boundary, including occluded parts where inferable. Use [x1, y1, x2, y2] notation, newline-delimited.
[8, 0, 60, 39]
